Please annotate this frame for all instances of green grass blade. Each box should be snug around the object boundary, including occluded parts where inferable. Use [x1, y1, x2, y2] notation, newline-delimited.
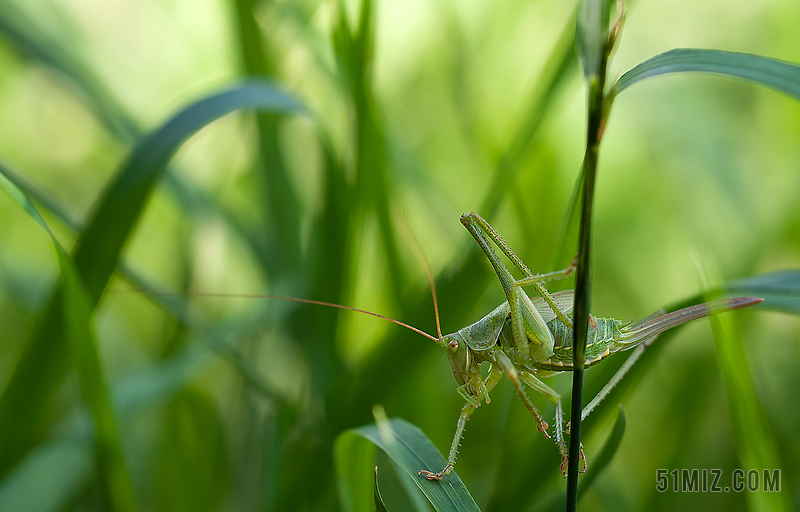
[336, 412, 479, 512]
[614, 49, 800, 100]
[708, 307, 791, 511]
[0, 82, 305, 478]
[0, 439, 94, 512]
[723, 270, 800, 315]
[3, 157, 286, 404]
[0, 165, 136, 511]
[374, 467, 389, 512]
[72, 81, 305, 300]
[0, 5, 281, 272]
[58, 251, 137, 512]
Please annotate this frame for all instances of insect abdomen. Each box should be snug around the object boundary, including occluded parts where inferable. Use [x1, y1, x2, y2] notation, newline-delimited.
[530, 317, 625, 371]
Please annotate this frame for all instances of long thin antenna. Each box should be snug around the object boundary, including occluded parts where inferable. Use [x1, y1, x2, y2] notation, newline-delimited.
[110, 289, 440, 343]
[397, 216, 444, 341]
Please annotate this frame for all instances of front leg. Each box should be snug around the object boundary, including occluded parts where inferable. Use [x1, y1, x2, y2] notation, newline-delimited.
[419, 365, 503, 480]
[418, 401, 478, 481]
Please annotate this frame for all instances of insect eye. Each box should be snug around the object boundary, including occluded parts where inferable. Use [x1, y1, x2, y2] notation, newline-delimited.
[448, 339, 458, 349]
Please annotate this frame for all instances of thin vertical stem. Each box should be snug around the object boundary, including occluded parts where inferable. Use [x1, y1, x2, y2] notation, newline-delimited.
[566, 42, 610, 512]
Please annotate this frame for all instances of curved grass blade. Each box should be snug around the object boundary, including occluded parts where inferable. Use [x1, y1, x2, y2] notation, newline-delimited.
[0, 82, 305, 479]
[72, 81, 305, 299]
[0, 4, 282, 273]
[614, 49, 800, 100]
[374, 467, 389, 512]
[336, 409, 479, 512]
[0, 168, 136, 511]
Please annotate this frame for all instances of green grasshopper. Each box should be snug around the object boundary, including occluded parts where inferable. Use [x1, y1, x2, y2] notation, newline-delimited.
[410, 212, 762, 480]
[135, 212, 761, 479]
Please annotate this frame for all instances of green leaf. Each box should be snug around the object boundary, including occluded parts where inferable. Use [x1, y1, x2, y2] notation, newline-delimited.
[335, 411, 479, 512]
[0, 159, 136, 511]
[0, 82, 305, 479]
[72, 81, 305, 300]
[614, 49, 800, 100]
[723, 270, 800, 315]
[708, 303, 791, 511]
[58, 251, 137, 512]
[0, 439, 94, 512]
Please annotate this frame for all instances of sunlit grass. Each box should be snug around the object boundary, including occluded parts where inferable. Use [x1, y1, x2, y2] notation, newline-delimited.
[0, 0, 798, 510]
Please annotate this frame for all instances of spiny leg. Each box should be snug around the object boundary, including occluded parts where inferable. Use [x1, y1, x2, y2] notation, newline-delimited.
[519, 371, 586, 476]
[461, 212, 576, 332]
[460, 214, 553, 360]
[419, 365, 503, 480]
[494, 352, 550, 437]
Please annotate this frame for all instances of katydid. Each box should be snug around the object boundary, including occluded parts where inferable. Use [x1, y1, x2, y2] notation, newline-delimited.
[415, 212, 762, 479]
[122, 211, 762, 480]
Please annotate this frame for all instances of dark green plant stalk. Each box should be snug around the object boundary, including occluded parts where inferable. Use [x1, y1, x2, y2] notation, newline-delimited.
[568, 0, 613, 509]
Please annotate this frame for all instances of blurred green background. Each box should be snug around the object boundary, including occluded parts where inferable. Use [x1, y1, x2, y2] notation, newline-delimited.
[0, 0, 798, 510]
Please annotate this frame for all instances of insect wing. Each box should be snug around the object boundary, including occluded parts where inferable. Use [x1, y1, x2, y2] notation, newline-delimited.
[530, 290, 574, 323]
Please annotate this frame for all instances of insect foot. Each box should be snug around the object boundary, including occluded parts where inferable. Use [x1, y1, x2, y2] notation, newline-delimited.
[537, 419, 551, 439]
[418, 467, 450, 481]
[559, 445, 588, 478]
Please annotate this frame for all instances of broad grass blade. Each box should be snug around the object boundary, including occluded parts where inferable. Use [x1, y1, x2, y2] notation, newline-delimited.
[614, 49, 800, 101]
[335, 411, 479, 512]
